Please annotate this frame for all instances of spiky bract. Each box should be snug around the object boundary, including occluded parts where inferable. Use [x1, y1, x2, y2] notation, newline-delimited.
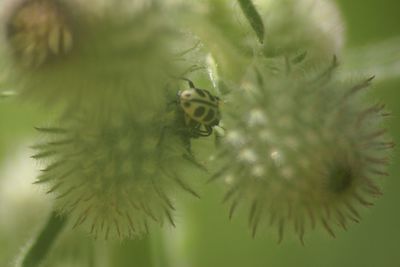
[212, 59, 392, 243]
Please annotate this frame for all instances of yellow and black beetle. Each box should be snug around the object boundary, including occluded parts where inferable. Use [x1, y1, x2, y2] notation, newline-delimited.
[177, 78, 221, 137]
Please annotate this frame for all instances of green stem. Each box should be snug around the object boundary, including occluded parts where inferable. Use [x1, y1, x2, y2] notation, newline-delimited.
[21, 211, 67, 267]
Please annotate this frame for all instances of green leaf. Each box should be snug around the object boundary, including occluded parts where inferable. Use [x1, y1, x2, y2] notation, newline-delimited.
[237, 0, 265, 44]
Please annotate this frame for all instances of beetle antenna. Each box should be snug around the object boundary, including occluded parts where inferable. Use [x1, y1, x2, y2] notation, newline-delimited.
[179, 77, 196, 88]
[166, 73, 196, 89]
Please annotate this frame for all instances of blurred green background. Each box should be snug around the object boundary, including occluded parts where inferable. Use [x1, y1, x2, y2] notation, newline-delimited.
[1, 1, 400, 267]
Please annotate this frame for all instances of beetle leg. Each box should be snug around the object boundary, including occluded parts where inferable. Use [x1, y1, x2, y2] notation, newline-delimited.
[194, 125, 213, 137]
[188, 123, 201, 138]
[204, 126, 213, 137]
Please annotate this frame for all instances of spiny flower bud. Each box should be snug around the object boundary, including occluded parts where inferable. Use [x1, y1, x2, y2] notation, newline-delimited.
[212, 59, 392, 243]
[33, 104, 204, 239]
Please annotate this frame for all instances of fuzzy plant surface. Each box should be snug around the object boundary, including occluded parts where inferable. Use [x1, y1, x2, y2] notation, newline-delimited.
[0, 0, 395, 266]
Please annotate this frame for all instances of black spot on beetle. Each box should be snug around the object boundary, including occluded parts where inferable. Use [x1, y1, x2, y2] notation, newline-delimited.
[194, 106, 206, 117]
[204, 109, 215, 122]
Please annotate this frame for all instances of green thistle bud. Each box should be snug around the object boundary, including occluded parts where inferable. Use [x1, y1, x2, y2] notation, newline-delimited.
[33, 103, 204, 239]
[211, 59, 392, 243]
